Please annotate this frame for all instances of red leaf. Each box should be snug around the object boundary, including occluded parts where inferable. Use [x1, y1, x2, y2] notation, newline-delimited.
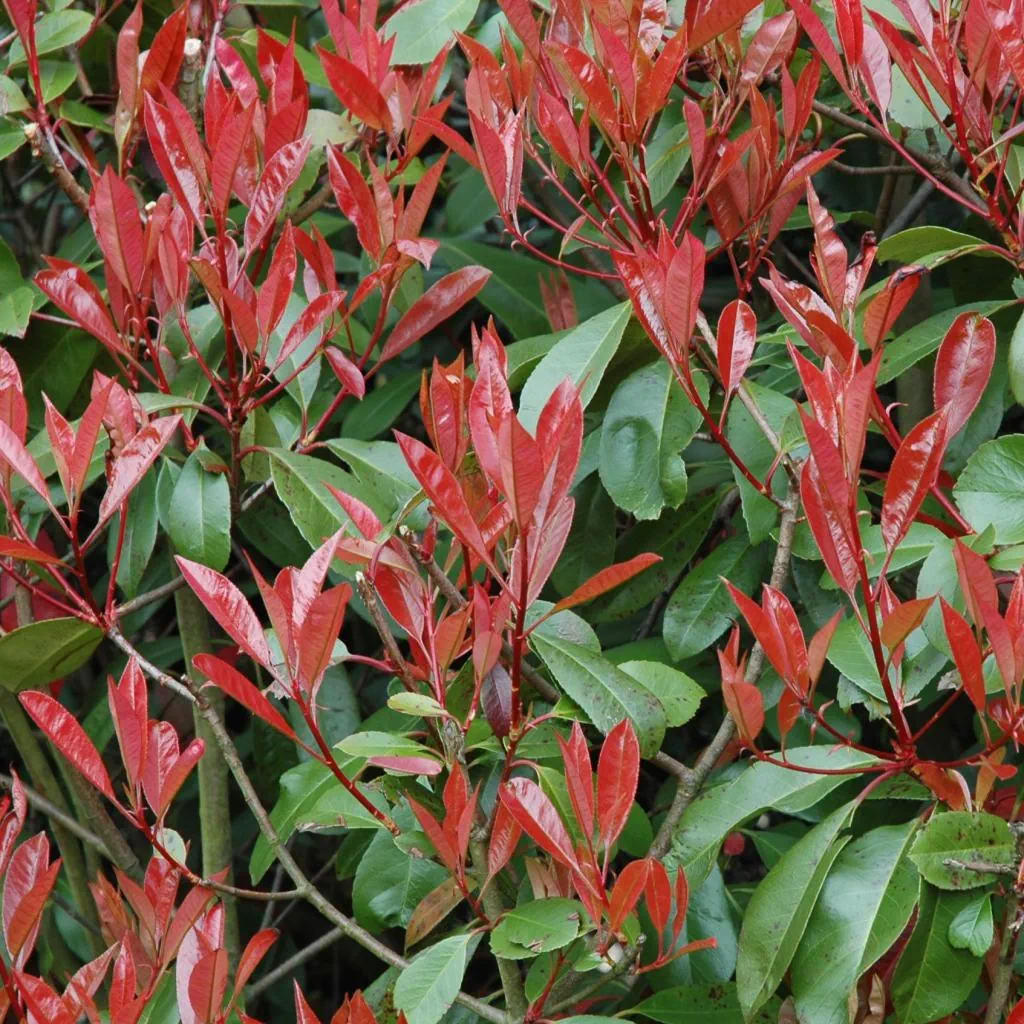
[328, 147, 382, 261]
[933, 312, 996, 437]
[175, 557, 273, 668]
[740, 12, 797, 86]
[144, 91, 210, 228]
[787, 0, 848, 88]
[35, 258, 124, 355]
[557, 722, 595, 843]
[716, 299, 757, 396]
[295, 983, 323, 1024]
[596, 720, 639, 852]
[233, 928, 278, 997]
[188, 946, 229, 1024]
[97, 415, 181, 531]
[3, 833, 59, 961]
[211, 101, 257, 221]
[880, 409, 948, 552]
[0, 418, 52, 505]
[547, 553, 661, 615]
[720, 670, 764, 746]
[487, 798, 522, 879]
[108, 657, 149, 790]
[20, 692, 115, 800]
[90, 168, 146, 295]
[664, 233, 704, 351]
[1007, 997, 1024, 1024]
[862, 266, 925, 350]
[318, 49, 393, 133]
[244, 137, 312, 253]
[139, 4, 187, 97]
[879, 596, 934, 651]
[608, 858, 650, 933]
[499, 777, 578, 870]
[644, 859, 672, 935]
[369, 755, 443, 776]
[688, 0, 761, 51]
[194, 654, 297, 741]
[381, 267, 491, 362]
[0, 537, 62, 563]
[324, 347, 366, 399]
[940, 598, 987, 712]
[274, 291, 346, 370]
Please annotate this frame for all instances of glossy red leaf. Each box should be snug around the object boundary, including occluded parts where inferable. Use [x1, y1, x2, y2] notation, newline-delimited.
[720, 661, 764, 746]
[244, 137, 312, 253]
[211, 101, 257, 221]
[139, 4, 187, 97]
[953, 540, 998, 625]
[940, 598, 986, 712]
[1007, 996, 1024, 1024]
[369, 755, 444, 776]
[318, 49, 393, 133]
[90, 168, 146, 295]
[664, 232, 704, 351]
[324, 346, 366, 399]
[193, 654, 297, 741]
[608, 858, 650, 933]
[880, 408, 948, 553]
[716, 299, 757, 396]
[97, 415, 181, 531]
[596, 719, 639, 852]
[0, 537, 62, 563]
[689, 0, 761, 51]
[20, 692, 115, 800]
[108, 657, 149, 791]
[295, 982, 323, 1024]
[188, 946, 229, 1024]
[144, 91, 210, 228]
[499, 776, 579, 870]
[671, 865, 690, 943]
[274, 291, 346, 370]
[861, 265, 925, 350]
[879, 596, 934, 651]
[327, 148, 382, 261]
[0, 418, 51, 504]
[487, 797, 522, 879]
[740, 12, 797, 86]
[558, 722, 595, 843]
[547, 553, 661, 615]
[35, 258, 124, 355]
[934, 312, 997, 437]
[3, 833, 59, 961]
[381, 268, 490, 362]
[644, 859, 672, 935]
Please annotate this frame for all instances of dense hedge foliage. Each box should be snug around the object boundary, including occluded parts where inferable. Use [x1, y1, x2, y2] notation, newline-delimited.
[5, 0, 1024, 1021]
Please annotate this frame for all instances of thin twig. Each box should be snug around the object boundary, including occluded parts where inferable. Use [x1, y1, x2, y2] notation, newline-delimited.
[247, 926, 346, 998]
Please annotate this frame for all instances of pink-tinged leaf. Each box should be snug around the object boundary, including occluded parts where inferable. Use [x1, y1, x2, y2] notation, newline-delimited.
[139, 4, 187, 97]
[716, 298, 757, 395]
[368, 755, 443, 776]
[394, 432, 494, 569]
[188, 946, 229, 1024]
[14, 975, 74, 1024]
[688, 0, 761, 51]
[324, 347, 366, 399]
[244, 137, 312, 254]
[193, 654, 296, 741]
[800, 453, 860, 596]
[3, 833, 59, 961]
[663, 233, 704, 350]
[481, 663, 513, 739]
[97, 415, 181, 531]
[115, 2, 142, 116]
[156, 735, 205, 816]
[933, 312, 996, 436]
[880, 409, 948, 552]
[35, 259, 124, 355]
[144, 91, 210, 228]
[295, 982, 323, 1024]
[19, 692, 114, 800]
[211, 101, 257, 220]
[327, 147, 382, 261]
[953, 540, 998, 625]
[108, 658, 149, 790]
[487, 798, 522, 879]
[499, 777, 578, 870]
[0, 419, 52, 504]
[557, 722, 595, 843]
[90, 167, 146, 295]
[597, 719, 639, 852]
[879, 596, 934, 651]
[940, 598, 986, 712]
[787, 0, 848, 87]
[862, 266, 925, 349]
[381, 267, 491, 362]
[608, 858, 650, 933]
[175, 557, 273, 668]
[318, 49, 393, 133]
[257, 222, 296, 340]
[739, 12, 797, 86]
[547, 554, 661, 615]
[274, 291, 346, 370]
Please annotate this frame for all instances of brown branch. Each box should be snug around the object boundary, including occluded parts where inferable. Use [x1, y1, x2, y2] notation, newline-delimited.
[23, 123, 90, 216]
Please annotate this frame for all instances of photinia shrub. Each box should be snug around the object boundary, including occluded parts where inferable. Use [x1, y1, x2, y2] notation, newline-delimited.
[4, 0, 1024, 1021]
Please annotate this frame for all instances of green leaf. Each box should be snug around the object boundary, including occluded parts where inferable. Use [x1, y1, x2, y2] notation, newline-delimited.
[954, 436, 1024, 544]
[0, 618, 104, 692]
[394, 934, 472, 1024]
[628, 983, 780, 1023]
[0, 119, 26, 160]
[663, 746, 878, 886]
[616, 661, 704, 727]
[7, 9, 93, 64]
[109, 469, 158, 597]
[518, 302, 631, 432]
[948, 892, 993, 957]
[599, 361, 704, 520]
[663, 534, 766, 660]
[339, 731, 441, 762]
[356, 830, 451, 933]
[875, 226, 988, 264]
[388, 693, 447, 718]
[490, 899, 585, 959]
[530, 633, 666, 757]
[341, 370, 420, 441]
[909, 811, 1014, 890]
[551, 476, 616, 595]
[1010, 309, 1024, 406]
[167, 448, 231, 570]
[890, 886, 985, 1024]
[326, 438, 421, 519]
[0, 286, 33, 339]
[790, 820, 921, 1024]
[384, 0, 479, 63]
[736, 802, 855, 1019]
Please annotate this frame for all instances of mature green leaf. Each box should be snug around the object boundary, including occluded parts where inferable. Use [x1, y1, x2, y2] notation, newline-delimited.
[736, 802, 855, 1019]
[7, 9, 93, 64]
[394, 934, 472, 1024]
[0, 618, 104, 692]
[519, 302, 631, 431]
[1010, 309, 1024, 406]
[790, 820, 921, 1024]
[490, 899, 585, 959]
[909, 811, 1014, 889]
[954, 436, 1024, 543]
[339, 731, 441, 761]
[599, 362, 704, 520]
[948, 892, 993, 957]
[167, 448, 231, 570]
[664, 746, 879, 885]
[617, 661, 704, 727]
[354, 830, 450, 933]
[384, 0, 479, 63]
[109, 470, 159, 597]
[890, 886, 985, 1024]
[326, 438, 423, 523]
[341, 370, 420, 441]
[628, 983, 780, 1023]
[530, 633, 666, 756]
[663, 534, 766, 660]
[875, 226, 988, 264]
